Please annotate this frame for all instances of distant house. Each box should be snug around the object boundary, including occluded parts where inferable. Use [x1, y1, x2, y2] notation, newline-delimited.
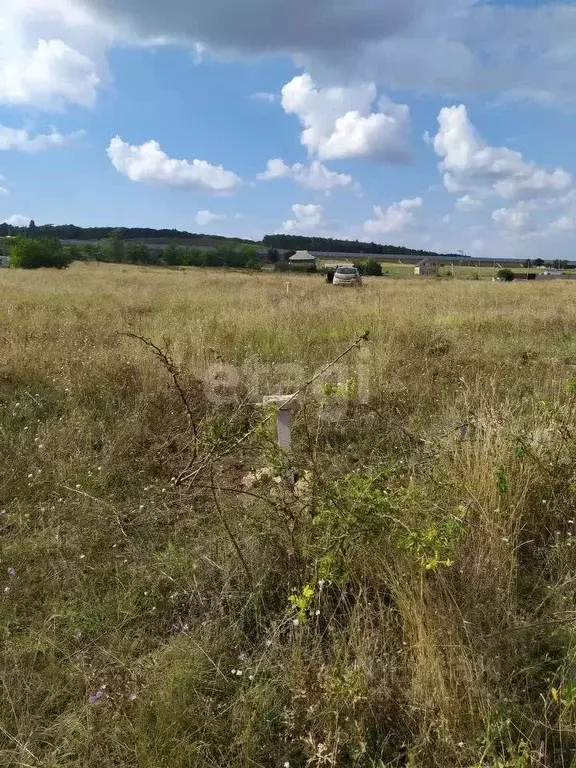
[289, 250, 317, 268]
[414, 259, 439, 276]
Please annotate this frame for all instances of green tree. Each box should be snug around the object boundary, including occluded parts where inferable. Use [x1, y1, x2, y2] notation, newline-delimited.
[9, 237, 73, 269]
[534, 258, 544, 267]
[164, 243, 182, 266]
[497, 268, 515, 282]
[358, 258, 383, 276]
[101, 230, 125, 263]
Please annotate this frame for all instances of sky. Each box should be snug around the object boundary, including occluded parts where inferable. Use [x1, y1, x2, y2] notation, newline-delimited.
[1, 0, 576, 258]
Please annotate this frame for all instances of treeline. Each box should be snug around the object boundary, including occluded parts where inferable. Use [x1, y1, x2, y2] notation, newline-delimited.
[2, 233, 265, 270]
[69, 237, 263, 269]
[263, 234, 457, 258]
[0, 221, 258, 246]
[72, 237, 264, 269]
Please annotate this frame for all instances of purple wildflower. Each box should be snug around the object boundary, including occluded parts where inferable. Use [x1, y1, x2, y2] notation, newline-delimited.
[7, 568, 16, 577]
[88, 690, 105, 704]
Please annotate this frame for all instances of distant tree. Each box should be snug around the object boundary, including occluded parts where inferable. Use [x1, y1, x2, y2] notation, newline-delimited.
[266, 247, 280, 263]
[497, 268, 515, 282]
[101, 230, 125, 262]
[357, 258, 383, 276]
[534, 258, 544, 267]
[523, 259, 532, 269]
[9, 237, 73, 269]
[28, 220, 37, 236]
[126, 242, 154, 264]
[164, 243, 182, 266]
[82, 244, 99, 261]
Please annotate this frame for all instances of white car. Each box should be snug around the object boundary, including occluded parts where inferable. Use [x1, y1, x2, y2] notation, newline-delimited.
[333, 265, 362, 286]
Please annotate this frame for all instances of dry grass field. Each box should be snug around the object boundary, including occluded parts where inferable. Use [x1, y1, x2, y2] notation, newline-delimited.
[2, 263, 576, 767]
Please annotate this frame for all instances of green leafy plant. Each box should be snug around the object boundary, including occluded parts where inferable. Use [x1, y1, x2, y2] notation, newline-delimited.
[9, 236, 74, 269]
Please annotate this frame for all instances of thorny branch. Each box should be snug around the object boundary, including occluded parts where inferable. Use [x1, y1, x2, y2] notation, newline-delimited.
[120, 332, 201, 461]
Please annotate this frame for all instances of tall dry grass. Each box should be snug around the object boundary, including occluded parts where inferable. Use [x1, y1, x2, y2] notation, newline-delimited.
[2, 263, 576, 767]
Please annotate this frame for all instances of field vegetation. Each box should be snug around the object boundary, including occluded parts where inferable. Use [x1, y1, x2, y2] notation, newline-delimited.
[2, 264, 576, 767]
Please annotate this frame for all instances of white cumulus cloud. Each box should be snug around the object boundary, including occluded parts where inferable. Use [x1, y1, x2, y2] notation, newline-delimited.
[283, 203, 326, 233]
[257, 158, 354, 193]
[107, 137, 242, 193]
[492, 207, 530, 232]
[364, 197, 422, 235]
[3, 214, 31, 226]
[281, 73, 411, 163]
[433, 105, 572, 203]
[0, 125, 84, 152]
[195, 209, 226, 226]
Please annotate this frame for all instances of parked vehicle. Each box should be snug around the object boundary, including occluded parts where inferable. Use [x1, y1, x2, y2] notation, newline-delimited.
[332, 265, 362, 286]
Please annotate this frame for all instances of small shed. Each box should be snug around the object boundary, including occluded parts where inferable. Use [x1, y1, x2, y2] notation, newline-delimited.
[414, 259, 439, 276]
[289, 250, 316, 268]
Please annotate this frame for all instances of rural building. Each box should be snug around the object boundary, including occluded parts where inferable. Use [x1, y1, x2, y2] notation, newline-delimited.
[289, 250, 316, 268]
[414, 259, 439, 276]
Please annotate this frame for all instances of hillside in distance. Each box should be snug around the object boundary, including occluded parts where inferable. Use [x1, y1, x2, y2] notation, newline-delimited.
[0, 221, 456, 259]
[0, 222, 261, 249]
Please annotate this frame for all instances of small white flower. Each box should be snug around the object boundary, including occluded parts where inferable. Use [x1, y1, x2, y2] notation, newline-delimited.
[79, 554, 85, 560]
[315, 610, 321, 616]
[292, 618, 299, 626]
[236, 670, 243, 677]
[75, 484, 81, 489]
[284, 763, 290, 768]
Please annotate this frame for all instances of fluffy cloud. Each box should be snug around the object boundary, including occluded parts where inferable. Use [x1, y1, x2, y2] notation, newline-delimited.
[107, 137, 242, 193]
[0, 125, 84, 152]
[3, 214, 31, 226]
[0, 39, 100, 109]
[434, 105, 572, 203]
[492, 207, 530, 233]
[195, 209, 226, 226]
[283, 203, 326, 233]
[281, 74, 411, 163]
[364, 197, 422, 235]
[257, 158, 354, 193]
[0, 1, 108, 109]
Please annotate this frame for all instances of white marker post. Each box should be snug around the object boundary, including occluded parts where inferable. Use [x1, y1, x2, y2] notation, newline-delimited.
[262, 394, 300, 451]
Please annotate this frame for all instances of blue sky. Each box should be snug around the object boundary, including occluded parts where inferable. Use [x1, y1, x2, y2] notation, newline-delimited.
[1, 0, 576, 257]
